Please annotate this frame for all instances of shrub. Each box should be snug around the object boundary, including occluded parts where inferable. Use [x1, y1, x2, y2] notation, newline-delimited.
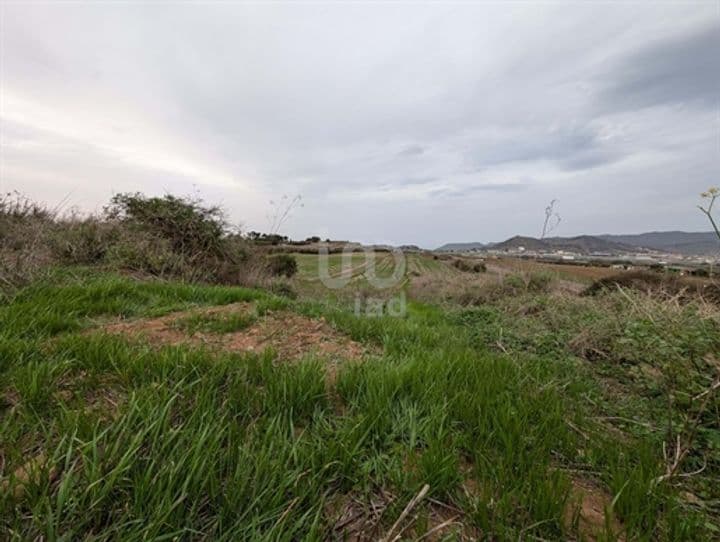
[0, 193, 56, 290]
[269, 280, 297, 299]
[105, 230, 180, 277]
[105, 193, 228, 258]
[50, 218, 118, 264]
[584, 270, 720, 304]
[584, 270, 666, 296]
[266, 254, 298, 278]
[0, 192, 266, 292]
[104, 193, 252, 283]
[525, 271, 553, 292]
[451, 272, 553, 306]
[452, 258, 486, 273]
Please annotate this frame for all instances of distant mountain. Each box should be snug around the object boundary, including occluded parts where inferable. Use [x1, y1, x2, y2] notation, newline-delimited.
[493, 236, 548, 251]
[598, 231, 718, 256]
[435, 241, 489, 251]
[489, 235, 635, 254]
[544, 235, 637, 254]
[437, 231, 719, 255]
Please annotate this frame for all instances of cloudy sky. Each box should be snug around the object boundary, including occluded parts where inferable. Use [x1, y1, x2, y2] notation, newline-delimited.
[1, 2, 718, 247]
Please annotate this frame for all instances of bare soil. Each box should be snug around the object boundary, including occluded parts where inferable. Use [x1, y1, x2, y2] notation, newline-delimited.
[100, 302, 372, 367]
[564, 478, 625, 542]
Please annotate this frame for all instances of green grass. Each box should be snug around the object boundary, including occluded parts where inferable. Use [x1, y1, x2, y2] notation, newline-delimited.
[293, 251, 449, 283]
[172, 311, 257, 335]
[293, 252, 369, 279]
[0, 269, 717, 540]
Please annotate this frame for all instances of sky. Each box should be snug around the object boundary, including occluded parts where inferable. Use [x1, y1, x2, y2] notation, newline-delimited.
[0, 2, 718, 248]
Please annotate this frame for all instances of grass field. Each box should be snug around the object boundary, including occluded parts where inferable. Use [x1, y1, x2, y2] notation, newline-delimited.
[1, 259, 719, 540]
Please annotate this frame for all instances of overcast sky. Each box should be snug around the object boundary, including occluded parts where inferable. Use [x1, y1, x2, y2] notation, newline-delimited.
[1, 2, 718, 247]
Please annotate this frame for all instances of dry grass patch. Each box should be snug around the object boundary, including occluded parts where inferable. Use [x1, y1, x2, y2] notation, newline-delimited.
[325, 489, 475, 542]
[584, 270, 720, 305]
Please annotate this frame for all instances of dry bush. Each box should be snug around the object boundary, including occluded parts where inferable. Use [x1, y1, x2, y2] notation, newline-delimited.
[0, 192, 57, 290]
[451, 258, 486, 273]
[409, 271, 554, 306]
[584, 270, 720, 305]
[50, 217, 119, 264]
[455, 272, 553, 305]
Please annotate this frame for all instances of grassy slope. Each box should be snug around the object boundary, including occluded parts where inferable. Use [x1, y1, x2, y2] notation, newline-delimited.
[0, 267, 717, 540]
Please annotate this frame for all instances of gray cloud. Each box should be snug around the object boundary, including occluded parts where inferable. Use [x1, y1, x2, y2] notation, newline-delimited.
[430, 183, 528, 199]
[381, 176, 438, 189]
[466, 123, 624, 172]
[397, 145, 425, 157]
[597, 23, 720, 112]
[0, 3, 718, 246]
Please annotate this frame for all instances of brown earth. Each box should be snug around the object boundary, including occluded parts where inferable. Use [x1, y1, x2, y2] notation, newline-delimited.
[563, 478, 625, 542]
[100, 302, 373, 375]
[0, 452, 58, 500]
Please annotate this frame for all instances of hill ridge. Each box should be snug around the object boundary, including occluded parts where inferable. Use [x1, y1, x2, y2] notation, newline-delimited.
[437, 231, 717, 255]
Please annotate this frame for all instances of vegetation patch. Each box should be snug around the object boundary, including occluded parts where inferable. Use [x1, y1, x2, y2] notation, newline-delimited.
[451, 258, 487, 273]
[100, 302, 372, 367]
[584, 270, 720, 304]
[0, 192, 269, 293]
[266, 253, 299, 278]
[1, 215, 718, 539]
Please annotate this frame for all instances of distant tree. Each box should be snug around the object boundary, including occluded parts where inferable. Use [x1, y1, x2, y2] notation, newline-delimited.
[540, 199, 561, 239]
[699, 187, 720, 242]
[246, 232, 289, 245]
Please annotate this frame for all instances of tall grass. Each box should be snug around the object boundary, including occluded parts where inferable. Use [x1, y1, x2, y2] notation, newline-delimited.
[0, 271, 715, 540]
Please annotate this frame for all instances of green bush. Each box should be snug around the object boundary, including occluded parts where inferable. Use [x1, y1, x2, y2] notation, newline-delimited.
[103, 193, 253, 283]
[106, 193, 229, 257]
[266, 254, 298, 278]
[105, 231, 181, 276]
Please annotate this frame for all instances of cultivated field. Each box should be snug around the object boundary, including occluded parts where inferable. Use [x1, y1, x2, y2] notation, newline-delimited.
[487, 257, 623, 283]
[1, 249, 719, 540]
